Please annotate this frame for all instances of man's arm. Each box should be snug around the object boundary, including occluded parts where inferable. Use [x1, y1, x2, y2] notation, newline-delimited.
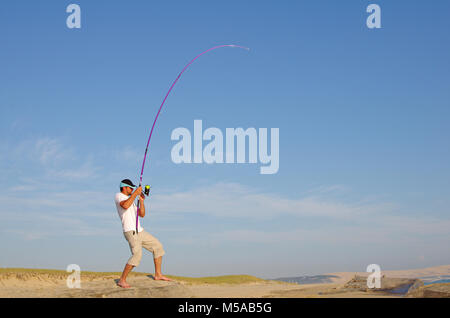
[138, 194, 145, 217]
[119, 187, 142, 210]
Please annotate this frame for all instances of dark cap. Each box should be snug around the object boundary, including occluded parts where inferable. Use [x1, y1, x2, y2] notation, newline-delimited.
[120, 179, 137, 189]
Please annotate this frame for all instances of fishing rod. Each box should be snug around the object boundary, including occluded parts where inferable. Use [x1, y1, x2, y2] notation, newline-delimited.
[136, 44, 250, 233]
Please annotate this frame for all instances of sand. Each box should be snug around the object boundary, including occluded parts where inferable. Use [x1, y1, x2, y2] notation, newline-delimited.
[0, 265, 449, 298]
[324, 264, 450, 284]
[0, 272, 296, 298]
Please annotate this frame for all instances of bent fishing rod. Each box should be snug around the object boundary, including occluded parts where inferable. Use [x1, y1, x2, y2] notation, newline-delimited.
[135, 44, 250, 233]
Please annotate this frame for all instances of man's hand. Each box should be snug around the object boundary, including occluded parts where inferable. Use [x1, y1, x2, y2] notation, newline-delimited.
[134, 186, 142, 197]
[139, 193, 145, 201]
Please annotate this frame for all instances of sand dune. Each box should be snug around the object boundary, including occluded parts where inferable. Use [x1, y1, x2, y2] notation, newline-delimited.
[0, 269, 295, 298]
[0, 265, 449, 298]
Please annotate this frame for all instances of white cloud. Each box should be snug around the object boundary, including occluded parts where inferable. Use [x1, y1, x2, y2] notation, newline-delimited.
[146, 182, 450, 250]
[3, 136, 98, 181]
[9, 136, 74, 166]
[34, 137, 72, 165]
[47, 160, 99, 180]
[149, 182, 398, 220]
[115, 146, 142, 163]
[0, 187, 119, 240]
[209, 217, 450, 246]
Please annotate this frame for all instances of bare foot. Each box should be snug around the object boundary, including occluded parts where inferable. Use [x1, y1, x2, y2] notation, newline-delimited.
[154, 274, 172, 281]
[117, 280, 132, 288]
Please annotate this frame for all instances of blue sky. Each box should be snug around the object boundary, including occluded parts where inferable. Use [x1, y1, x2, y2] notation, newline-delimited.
[0, 0, 449, 278]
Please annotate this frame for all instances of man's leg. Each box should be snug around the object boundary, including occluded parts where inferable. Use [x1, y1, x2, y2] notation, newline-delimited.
[118, 263, 134, 288]
[140, 231, 171, 281]
[153, 256, 172, 281]
[118, 231, 142, 288]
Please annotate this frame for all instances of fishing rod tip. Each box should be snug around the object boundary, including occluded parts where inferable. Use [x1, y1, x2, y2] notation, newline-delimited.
[228, 44, 250, 51]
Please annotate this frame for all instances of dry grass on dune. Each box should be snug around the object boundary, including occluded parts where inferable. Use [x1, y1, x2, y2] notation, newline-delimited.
[0, 268, 268, 285]
[165, 274, 269, 285]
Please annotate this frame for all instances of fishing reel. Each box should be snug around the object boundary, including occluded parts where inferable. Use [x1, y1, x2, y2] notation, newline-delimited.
[144, 185, 151, 196]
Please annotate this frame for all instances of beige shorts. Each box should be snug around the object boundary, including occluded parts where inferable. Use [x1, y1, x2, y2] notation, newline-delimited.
[123, 230, 165, 267]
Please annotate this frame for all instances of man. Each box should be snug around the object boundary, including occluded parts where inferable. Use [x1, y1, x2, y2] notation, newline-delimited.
[115, 179, 171, 288]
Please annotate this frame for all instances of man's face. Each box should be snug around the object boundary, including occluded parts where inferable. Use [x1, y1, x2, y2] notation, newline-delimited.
[124, 186, 133, 196]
